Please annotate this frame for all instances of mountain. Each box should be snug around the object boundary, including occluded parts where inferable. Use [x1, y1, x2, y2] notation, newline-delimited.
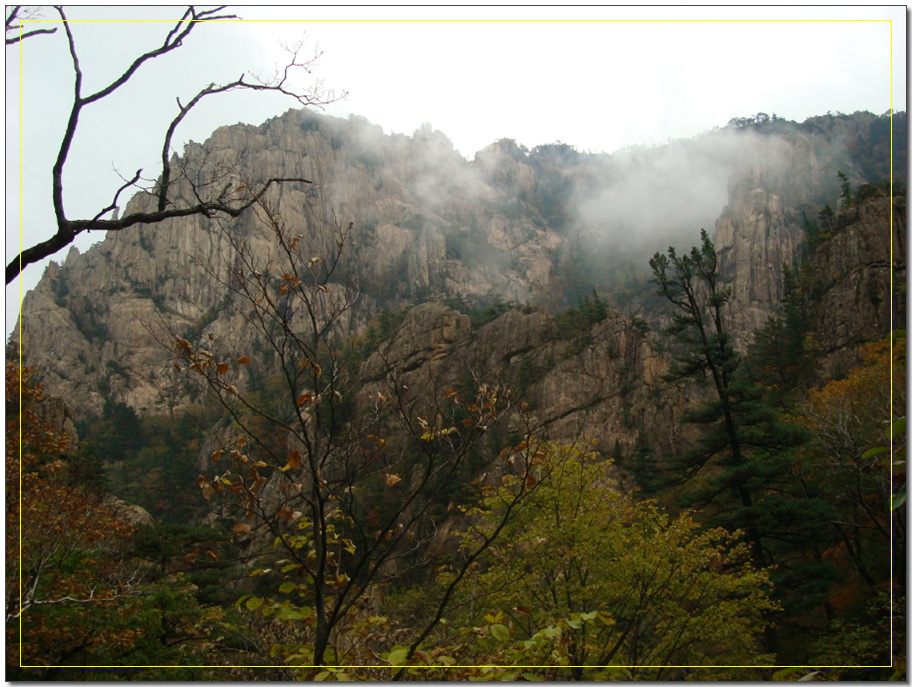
[10, 107, 905, 675]
[13, 108, 902, 421]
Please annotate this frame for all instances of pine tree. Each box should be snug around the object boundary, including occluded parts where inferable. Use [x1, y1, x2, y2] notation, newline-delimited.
[648, 231, 830, 574]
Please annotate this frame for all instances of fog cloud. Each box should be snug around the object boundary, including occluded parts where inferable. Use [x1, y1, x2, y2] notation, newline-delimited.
[569, 128, 797, 264]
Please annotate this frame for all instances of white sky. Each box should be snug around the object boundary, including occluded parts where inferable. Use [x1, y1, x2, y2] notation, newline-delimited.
[4, 5, 907, 338]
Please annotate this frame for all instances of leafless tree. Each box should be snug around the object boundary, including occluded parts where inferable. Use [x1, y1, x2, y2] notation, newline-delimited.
[7, 5, 339, 284]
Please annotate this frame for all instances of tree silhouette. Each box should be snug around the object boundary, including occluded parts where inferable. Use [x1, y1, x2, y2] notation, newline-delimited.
[6, 5, 338, 283]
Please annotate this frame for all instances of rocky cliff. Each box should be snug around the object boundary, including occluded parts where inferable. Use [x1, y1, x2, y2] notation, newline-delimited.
[804, 191, 905, 380]
[357, 302, 691, 465]
[13, 108, 902, 429]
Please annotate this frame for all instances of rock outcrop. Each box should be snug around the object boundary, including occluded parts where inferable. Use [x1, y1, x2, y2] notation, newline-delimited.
[804, 193, 905, 379]
[358, 302, 692, 466]
[12, 108, 901, 425]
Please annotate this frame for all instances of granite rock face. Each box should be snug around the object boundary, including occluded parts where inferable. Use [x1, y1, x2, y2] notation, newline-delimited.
[357, 302, 692, 467]
[13, 108, 899, 426]
[803, 194, 905, 379]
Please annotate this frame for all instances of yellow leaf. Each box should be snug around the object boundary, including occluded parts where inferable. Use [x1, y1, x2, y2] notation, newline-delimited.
[385, 473, 402, 487]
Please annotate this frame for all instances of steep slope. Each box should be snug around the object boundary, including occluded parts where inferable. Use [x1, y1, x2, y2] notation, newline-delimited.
[13, 108, 900, 421]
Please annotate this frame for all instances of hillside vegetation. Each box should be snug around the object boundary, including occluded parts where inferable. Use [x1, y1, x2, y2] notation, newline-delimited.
[8, 109, 905, 679]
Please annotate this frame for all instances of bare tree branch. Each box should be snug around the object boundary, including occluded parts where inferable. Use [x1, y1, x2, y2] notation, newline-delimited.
[8, 175, 314, 284]
[8, 5, 339, 284]
[5, 6, 58, 45]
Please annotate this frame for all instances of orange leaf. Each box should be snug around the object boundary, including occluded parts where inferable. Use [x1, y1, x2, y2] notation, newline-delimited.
[297, 393, 314, 406]
[237, 355, 251, 365]
[233, 523, 251, 536]
[287, 450, 301, 468]
[385, 473, 402, 487]
[217, 362, 230, 375]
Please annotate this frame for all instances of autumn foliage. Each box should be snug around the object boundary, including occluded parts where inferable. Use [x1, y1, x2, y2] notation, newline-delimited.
[6, 363, 139, 673]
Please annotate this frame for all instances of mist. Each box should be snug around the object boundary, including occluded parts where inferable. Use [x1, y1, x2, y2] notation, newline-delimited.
[574, 128, 797, 256]
[288, 109, 812, 310]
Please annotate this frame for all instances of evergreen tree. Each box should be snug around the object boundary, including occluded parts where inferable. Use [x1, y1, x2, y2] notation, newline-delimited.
[745, 265, 812, 403]
[648, 231, 831, 576]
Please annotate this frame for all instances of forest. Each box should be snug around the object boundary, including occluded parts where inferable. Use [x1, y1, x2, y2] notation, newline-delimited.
[7, 6, 905, 680]
[8, 184, 905, 679]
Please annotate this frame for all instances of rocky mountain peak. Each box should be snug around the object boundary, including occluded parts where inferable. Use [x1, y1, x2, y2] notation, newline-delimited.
[12, 109, 902, 420]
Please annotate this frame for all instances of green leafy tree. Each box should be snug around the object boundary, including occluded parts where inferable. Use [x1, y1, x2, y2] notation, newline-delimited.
[419, 446, 777, 680]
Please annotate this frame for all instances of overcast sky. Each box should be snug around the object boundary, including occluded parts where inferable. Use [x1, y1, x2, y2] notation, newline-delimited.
[5, 5, 906, 337]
